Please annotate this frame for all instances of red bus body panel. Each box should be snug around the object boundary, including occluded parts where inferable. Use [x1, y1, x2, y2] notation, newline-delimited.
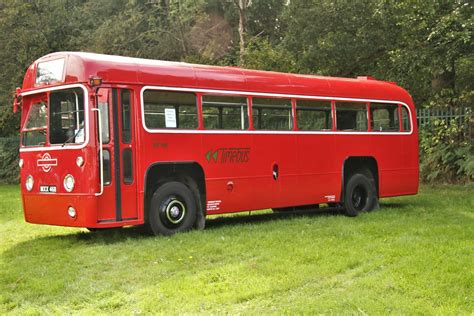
[19, 52, 419, 228]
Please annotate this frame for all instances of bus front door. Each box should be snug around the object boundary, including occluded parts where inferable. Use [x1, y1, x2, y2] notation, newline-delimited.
[96, 88, 138, 224]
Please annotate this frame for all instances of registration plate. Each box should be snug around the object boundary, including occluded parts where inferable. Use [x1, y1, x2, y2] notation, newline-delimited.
[40, 185, 57, 193]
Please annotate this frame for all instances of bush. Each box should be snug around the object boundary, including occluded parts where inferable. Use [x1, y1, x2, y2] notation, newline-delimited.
[419, 119, 474, 183]
[0, 136, 19, 184]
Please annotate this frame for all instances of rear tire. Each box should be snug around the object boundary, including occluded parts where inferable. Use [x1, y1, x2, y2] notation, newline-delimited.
[149, 182, 197, 236]
[343, 173, 377, 217]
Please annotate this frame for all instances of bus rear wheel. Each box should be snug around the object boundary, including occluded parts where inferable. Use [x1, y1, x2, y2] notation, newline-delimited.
[149, 182, 197, 236]
[343, 173, 377, 217]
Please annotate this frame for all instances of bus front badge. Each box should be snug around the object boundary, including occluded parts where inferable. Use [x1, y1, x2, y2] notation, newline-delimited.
[37, 153, 58, 172]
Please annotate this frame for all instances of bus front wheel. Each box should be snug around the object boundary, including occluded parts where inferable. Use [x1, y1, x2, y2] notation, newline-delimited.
[149, 181, 197, 236]
[343, 173, 377, 217]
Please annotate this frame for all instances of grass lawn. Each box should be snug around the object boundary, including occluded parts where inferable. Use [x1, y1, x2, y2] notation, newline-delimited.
[0, 184, 472, 314]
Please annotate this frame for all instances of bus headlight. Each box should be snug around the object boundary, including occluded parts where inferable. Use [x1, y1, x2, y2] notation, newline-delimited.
[64, 174, 75, 192]
[25, 175, 34, 191]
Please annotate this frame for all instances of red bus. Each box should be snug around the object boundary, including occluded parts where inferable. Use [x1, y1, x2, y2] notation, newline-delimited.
[15, 52, 418, 235]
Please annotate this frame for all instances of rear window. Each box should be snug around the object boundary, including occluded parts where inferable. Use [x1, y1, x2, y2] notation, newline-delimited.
[401, 106, 411, 132]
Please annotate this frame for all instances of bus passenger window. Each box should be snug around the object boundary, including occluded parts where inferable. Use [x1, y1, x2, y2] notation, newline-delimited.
[296, 100, 332, 130]
[336, 102, 367, 131]
[252, 98, 292, 130]
[143, 90, 197, 129]
[202, 95, 248, 130]
[370, 103, 399, 132]
[401, 106, 411, 132]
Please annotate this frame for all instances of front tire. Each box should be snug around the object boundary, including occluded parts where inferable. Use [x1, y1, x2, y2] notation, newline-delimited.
[149, 182, 197, 236]
[343, 173, 377, 217]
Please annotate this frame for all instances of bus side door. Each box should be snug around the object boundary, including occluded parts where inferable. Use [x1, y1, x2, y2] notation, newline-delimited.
[96, 88, 138, 223]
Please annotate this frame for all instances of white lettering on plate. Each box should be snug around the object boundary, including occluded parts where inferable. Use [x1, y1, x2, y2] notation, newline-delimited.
[207, 200, 222, 211]
[325, 195, 336, 202]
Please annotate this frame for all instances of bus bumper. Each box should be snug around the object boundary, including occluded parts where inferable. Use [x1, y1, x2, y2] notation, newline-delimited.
[22, 193, 97, 228]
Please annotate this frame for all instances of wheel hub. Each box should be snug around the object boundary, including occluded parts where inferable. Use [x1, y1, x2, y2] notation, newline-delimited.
[164, 198, 186, 225]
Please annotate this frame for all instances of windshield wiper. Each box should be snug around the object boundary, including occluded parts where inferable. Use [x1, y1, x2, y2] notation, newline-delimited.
[61, 122, 84, 147]
[61, 129, 81, 147]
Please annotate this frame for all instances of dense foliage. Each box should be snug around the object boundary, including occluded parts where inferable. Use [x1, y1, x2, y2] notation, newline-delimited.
[0, 137, 19, 184]
[0, 0, 472, 183]
[419, 119, 473, 183]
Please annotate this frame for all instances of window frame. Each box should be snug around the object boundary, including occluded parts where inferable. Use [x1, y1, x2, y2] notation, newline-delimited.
[139, 86, 413, 135]
[19, 84, 90, 151]
[48, 87, 86, 145]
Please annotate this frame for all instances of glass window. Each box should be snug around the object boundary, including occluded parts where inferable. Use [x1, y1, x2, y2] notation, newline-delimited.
[36, 59, 64, 84]
[102, 150, 111, 186]
[252, 98, 292, 130]
[143, 90, 197, 129]
[121, 90, 131, 143]
[401, 106, 411, 131]
[296, 100, 332, 130]
[370, 103, 399, 132]
[22, 102, 48, 146]
[122, 149, 133, 184]
[202, 95, 248, 130]
[336, 102, 368, 131]
[98, 101, 110, 144]
[49, 88, 85, 145]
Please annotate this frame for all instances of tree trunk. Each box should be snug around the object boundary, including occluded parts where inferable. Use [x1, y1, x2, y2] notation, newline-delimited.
[431, 59, 456, 106]
[234, 0, 249, 66]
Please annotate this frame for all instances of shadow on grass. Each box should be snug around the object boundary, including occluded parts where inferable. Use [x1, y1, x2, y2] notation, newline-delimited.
[3, 201, 412, 262]
[205, 206, 346, 230]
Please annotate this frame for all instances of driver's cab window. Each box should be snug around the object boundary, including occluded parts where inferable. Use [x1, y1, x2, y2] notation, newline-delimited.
[22, 101, 48, 147]
[49, 88, 85, 145]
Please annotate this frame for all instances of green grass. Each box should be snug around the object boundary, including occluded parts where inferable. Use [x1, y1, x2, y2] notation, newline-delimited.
[0, 185, 473, 314]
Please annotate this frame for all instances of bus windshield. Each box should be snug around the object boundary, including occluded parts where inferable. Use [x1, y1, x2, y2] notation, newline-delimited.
[22, 87, 85, 147]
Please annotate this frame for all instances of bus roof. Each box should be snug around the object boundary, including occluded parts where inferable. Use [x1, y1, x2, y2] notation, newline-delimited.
[22, 51, 413, 105]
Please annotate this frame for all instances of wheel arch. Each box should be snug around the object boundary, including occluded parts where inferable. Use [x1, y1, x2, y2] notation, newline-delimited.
[341, 156, 379, 203]
[144, 161, 206, 224]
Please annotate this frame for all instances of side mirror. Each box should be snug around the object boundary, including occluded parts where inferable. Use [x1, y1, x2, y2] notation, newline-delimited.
[13, 87, 21, 113]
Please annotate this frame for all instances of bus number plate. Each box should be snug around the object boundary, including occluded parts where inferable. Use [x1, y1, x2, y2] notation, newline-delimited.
[40, 185, 57, 193]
